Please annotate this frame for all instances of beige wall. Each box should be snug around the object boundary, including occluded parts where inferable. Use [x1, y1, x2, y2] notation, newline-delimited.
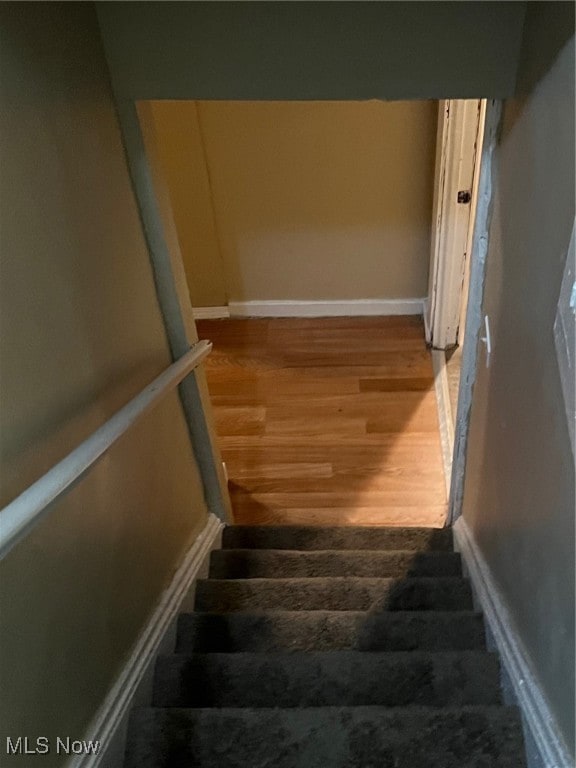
[148, 101, 227, 307]
[0, 5, 208, 764]
[461, 3, 574, 756]
[150, 100, 437, 306]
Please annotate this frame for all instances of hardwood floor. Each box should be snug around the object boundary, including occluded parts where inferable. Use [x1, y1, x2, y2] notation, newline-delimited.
[197, 316, 447, 527]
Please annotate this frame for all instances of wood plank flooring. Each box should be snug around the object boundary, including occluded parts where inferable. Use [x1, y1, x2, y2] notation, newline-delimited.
[197, 317, 447, 527]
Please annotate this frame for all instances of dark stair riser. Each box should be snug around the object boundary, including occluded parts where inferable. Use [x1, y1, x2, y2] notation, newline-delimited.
[153, 651, 502, 708]
[195, 577, 473, 613]
[210, 549, 463, 579]
[176, 611, 488, 653]
[223, 525, 454, 552]
[125, 706, 526, 768]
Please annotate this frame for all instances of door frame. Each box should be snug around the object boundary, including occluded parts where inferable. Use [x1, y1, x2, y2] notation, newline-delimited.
[425, 99, 486, 350]
[448, 99, 501, 524]
[114, 89, 499, 530]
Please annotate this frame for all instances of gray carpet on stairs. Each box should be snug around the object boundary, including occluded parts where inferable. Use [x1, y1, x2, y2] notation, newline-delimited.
[176, 610, 487, 652]
[222, 525, 454, 551]
[153, 650, 501, 707]
[124, 526, 527, 767]
[209, 549, 463, 578]
[195, 576, 473, 612]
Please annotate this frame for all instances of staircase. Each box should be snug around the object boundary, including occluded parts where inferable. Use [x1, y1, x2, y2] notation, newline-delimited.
[125, 525, 526, 767]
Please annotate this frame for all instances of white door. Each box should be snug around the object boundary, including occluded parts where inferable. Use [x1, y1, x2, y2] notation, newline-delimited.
[425, 100, 485, 350]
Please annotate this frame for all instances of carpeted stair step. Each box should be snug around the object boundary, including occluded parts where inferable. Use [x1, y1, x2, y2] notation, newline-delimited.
[176, 610, 487, 653]
[223, 525, 453, 552]
[153, 650, 501, 708]
[209, 548, 462, 579]
[195, 576, 473, 612]
[125, 705, 526, 768]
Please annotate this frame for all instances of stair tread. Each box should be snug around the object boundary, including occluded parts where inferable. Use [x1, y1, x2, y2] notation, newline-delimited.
[210, 548, 462, 578]
[153, 650, 501, 708]
[223, 525, 454, 552]
[126, 705, 525, 768]
[177, 610, 487, 652]
[201, 575, 467, 582]
[195, 576, 473, 612]
[217, 548, 458, 553]
[162, 649, 492, 659]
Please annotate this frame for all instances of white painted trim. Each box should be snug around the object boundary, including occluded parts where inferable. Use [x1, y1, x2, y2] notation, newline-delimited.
[459, 100, 487, 338]
[67, 513, 223, 768]
[449, 100, 501, 526]
[431, 349, 454, 498]
[193, 306, 230, 320]
[553, 218, 576, 456]
[427, 100, 484, 350]
[228, 299, 425, 318]
[0, 342, 212, 561]
[453, 518, 573, 768]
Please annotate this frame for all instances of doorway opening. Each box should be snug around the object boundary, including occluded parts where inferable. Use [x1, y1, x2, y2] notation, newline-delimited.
[426, 99, 487, 496]
[135, 98, 490, 528]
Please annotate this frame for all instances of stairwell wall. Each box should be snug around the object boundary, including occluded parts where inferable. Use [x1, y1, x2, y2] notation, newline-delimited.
[460, 2, 575, 756]
[0, 5, 209, 766]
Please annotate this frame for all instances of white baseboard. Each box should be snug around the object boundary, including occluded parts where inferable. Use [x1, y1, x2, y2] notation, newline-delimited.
[453, 517, 573, 768]
[431, 349, 454, 498]
[67, 513, 223, 768]
[193, 306, 230, 320]
[228, 299, 425, 318]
